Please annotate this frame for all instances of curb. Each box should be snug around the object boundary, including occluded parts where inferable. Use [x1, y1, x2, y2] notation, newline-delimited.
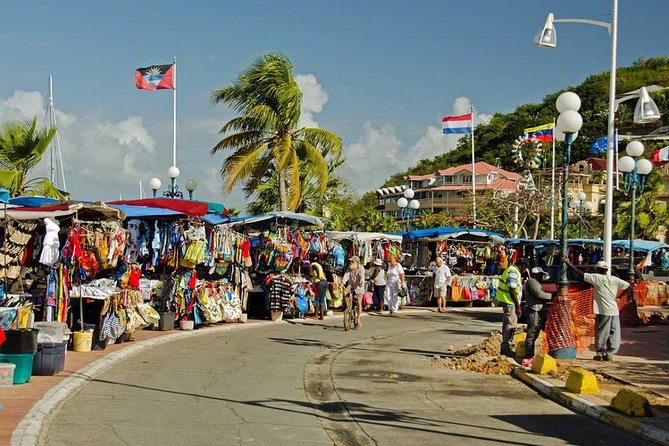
[512, 368, 669, 446]
[11, 320, 270, 446]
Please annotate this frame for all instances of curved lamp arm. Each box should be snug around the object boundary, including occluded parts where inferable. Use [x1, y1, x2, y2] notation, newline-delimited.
[554, 18, 612, 35]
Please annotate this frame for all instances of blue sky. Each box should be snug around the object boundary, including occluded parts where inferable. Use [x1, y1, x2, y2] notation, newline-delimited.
[0, 0, 667, 208]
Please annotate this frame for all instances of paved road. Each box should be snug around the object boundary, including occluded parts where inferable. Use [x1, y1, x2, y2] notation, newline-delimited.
[43, 309, 652, 445]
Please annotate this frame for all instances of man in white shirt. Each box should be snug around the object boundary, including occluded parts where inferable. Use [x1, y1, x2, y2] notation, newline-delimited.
[565, 258, 631, 361]
[433, 256, 452, 313]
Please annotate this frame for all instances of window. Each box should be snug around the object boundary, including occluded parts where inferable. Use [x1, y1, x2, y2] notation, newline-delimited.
[462, 175, 472, 184]
[443, 175, 453, 184]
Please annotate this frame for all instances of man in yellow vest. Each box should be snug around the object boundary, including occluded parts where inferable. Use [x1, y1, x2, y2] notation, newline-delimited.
[496, 258, 528, 356]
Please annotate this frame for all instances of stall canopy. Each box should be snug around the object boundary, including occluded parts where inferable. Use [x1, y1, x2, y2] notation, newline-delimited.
[232, 212, 325, 229]
[404, 227, 505, 243]
[109, 198, 208, 218]
[8, 196, 58, 207]
[612, 239, 669, 253]
[109, 204, 184, 219]
[0, 189, 10, 203]
[200, 212, 232, 225]
[505, 238, 604, 246]
[1, 202, 125, 221]
[325, 231, 403, 243]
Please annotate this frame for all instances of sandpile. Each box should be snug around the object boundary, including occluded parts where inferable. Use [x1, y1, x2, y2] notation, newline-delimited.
[433, 332, 513, 375]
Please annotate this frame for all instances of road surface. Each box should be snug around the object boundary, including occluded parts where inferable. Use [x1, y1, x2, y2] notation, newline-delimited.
[42, 309, 652, 445]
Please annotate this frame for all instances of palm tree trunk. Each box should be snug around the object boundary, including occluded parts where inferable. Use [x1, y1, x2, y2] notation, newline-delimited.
[278, 168, 288, 211]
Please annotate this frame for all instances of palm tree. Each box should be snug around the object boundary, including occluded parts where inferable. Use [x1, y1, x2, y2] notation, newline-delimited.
[211, 53, 342, 211]
[0, 118, 66, 198]
[614, 172, 669, 240]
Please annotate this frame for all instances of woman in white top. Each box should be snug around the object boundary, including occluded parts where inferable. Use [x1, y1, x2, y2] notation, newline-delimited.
[370, 258, 386, 311]
[384, 255, 405, 316]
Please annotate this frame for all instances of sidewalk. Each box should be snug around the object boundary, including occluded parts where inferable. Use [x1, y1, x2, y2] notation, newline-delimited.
[515, 324, 669, 445]
[0, 322, 261, 446]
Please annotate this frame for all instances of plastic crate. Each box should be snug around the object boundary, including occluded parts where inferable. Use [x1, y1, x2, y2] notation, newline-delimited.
[0, 362, 15, 387]
[0, 353, 35, 384]
[32, 342, 66, 376]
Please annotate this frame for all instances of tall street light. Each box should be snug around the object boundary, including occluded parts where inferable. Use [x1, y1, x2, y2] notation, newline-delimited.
[534, 2, 618, 274]
[397, 188, 420, 231]
[553, 91, 583, 359]
[150, 166, 198, 199]
[569, 192, 594, 239]
[618, 141, 654, 280]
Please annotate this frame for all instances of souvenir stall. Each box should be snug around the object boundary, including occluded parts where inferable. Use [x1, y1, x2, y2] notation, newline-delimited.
[611, 240, 669, 307]
[504, 238, 604, 269]
[230, 212, 329, 320]
[402, 227, 506, 305]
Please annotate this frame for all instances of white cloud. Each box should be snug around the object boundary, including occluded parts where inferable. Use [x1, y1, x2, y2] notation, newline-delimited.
[295, 73, 329, 128]
[341, 96, 492, 191]
[340, 122, 405, 192]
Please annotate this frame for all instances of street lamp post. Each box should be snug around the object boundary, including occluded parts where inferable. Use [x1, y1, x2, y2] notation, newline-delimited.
[397, 188, 420, 231]
[150, 166, 198, 200]
[553, 91, 583, 360]
[618, 141, 654, 280]
[534, 1, 617, 274]
[569, 192, 594, 239]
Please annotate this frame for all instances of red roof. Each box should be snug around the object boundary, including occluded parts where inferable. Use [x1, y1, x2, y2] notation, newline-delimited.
[437, 161, 521, 180]
[586, 157, 607, 171]
[109, 198, 208, 217]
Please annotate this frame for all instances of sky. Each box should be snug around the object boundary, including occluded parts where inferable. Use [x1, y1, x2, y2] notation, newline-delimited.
[0, 0, 667, 210]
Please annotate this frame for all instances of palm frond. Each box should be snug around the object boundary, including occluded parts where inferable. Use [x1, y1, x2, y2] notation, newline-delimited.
[221, 143, 268, 193]
[299, 141, 329, 194]
[287, 149, 301, 211]
[211, 131, 266, 154]
[294, 127, 343, 156]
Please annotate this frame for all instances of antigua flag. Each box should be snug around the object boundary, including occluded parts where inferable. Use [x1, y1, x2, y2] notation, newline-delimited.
[523, 123, 553, 142]
[135, 64, 175, 90]
[442, 113, 473, 134]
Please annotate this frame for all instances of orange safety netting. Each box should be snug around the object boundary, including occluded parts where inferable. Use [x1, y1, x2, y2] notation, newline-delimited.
[542, 283, 645, 354]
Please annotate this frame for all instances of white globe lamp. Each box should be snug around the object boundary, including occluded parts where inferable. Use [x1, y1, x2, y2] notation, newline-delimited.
[167, 166, 180, 179]
[617, 156, 635, 174]
[636, 159, 653, 176]
[556, 110, 583, 134]
[625, 141, 644, 158]
[556, 91, 581, 113]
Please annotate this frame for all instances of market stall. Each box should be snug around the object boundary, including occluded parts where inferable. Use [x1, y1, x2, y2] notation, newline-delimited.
[402, 227, 505, 305]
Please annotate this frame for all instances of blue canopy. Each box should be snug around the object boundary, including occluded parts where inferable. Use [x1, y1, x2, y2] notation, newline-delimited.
[404, 226, 504, 242]
[200, 212, 232, 225]
[0, 189, 10, 204]
[108, 204, 184, 218]
[612, 239, 669, 253]
[8, 196, 58, 207]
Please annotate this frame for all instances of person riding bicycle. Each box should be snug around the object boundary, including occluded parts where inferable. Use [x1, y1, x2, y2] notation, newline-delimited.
[343, 255, 366, 327]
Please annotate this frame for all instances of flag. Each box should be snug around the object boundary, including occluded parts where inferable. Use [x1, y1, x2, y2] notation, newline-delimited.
[523, 123, 553, 142]
[135, 64, 174, 90]
[442, 113, 472, 134]
[652, 146, 669, 164]
[590, 136, 608, 154]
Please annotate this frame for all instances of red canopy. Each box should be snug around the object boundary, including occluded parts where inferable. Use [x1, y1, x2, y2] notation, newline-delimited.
[108, 198, 208, 218]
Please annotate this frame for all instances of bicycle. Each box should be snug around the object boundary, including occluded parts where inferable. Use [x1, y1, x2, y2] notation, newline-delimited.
[343, 291, 359, 331]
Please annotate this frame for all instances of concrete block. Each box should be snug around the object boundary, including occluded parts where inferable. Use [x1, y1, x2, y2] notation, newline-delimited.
[610, 388, 654, 417]
[565, 368, 599, 395]
[531, 354, 557, 375]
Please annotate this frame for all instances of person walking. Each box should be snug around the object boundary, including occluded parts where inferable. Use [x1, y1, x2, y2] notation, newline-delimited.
[310, 259, 328, 320]
[495, 258, 527, 356]
[343, 256, 366, 327]
[433, 256, 452, 313]
[565, 258, 631, 361]
[385, 255, 406, 316]
[521, 267, 553, 368]
[370, 258, 386, 312]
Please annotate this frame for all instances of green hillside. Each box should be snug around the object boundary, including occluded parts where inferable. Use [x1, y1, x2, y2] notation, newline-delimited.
[383, 57, 669, 187]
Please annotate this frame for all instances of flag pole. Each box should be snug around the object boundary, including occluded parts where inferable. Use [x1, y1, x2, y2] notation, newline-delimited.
[550, 118, 556, 240]
[471, 105, 476, 228]
[615, 128, 619, 190]
[172, 56, 177, 168]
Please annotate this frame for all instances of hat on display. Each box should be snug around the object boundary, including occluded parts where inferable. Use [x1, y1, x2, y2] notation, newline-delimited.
[349, 255, 360, 263]
[596, 260, 609, 269]
[374, 259, 383, 266]
[531, 267, 547, 275]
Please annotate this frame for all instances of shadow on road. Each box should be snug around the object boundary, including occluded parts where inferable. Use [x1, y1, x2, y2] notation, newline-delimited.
[77, 375, 605, 445]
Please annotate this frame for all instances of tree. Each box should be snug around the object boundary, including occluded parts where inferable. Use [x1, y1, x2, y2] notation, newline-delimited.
[0, 118, 67, 198]
[614, 171, 669, 240]
[211, 53, 342, 211]
[414, 210, 457, 229]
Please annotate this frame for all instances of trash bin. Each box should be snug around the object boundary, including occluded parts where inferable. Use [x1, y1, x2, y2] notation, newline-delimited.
[32, 342, 66, 376]
[158, 312, 175, 331]
[0, 353, 35, 384]
[0, 329, 39, 354]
